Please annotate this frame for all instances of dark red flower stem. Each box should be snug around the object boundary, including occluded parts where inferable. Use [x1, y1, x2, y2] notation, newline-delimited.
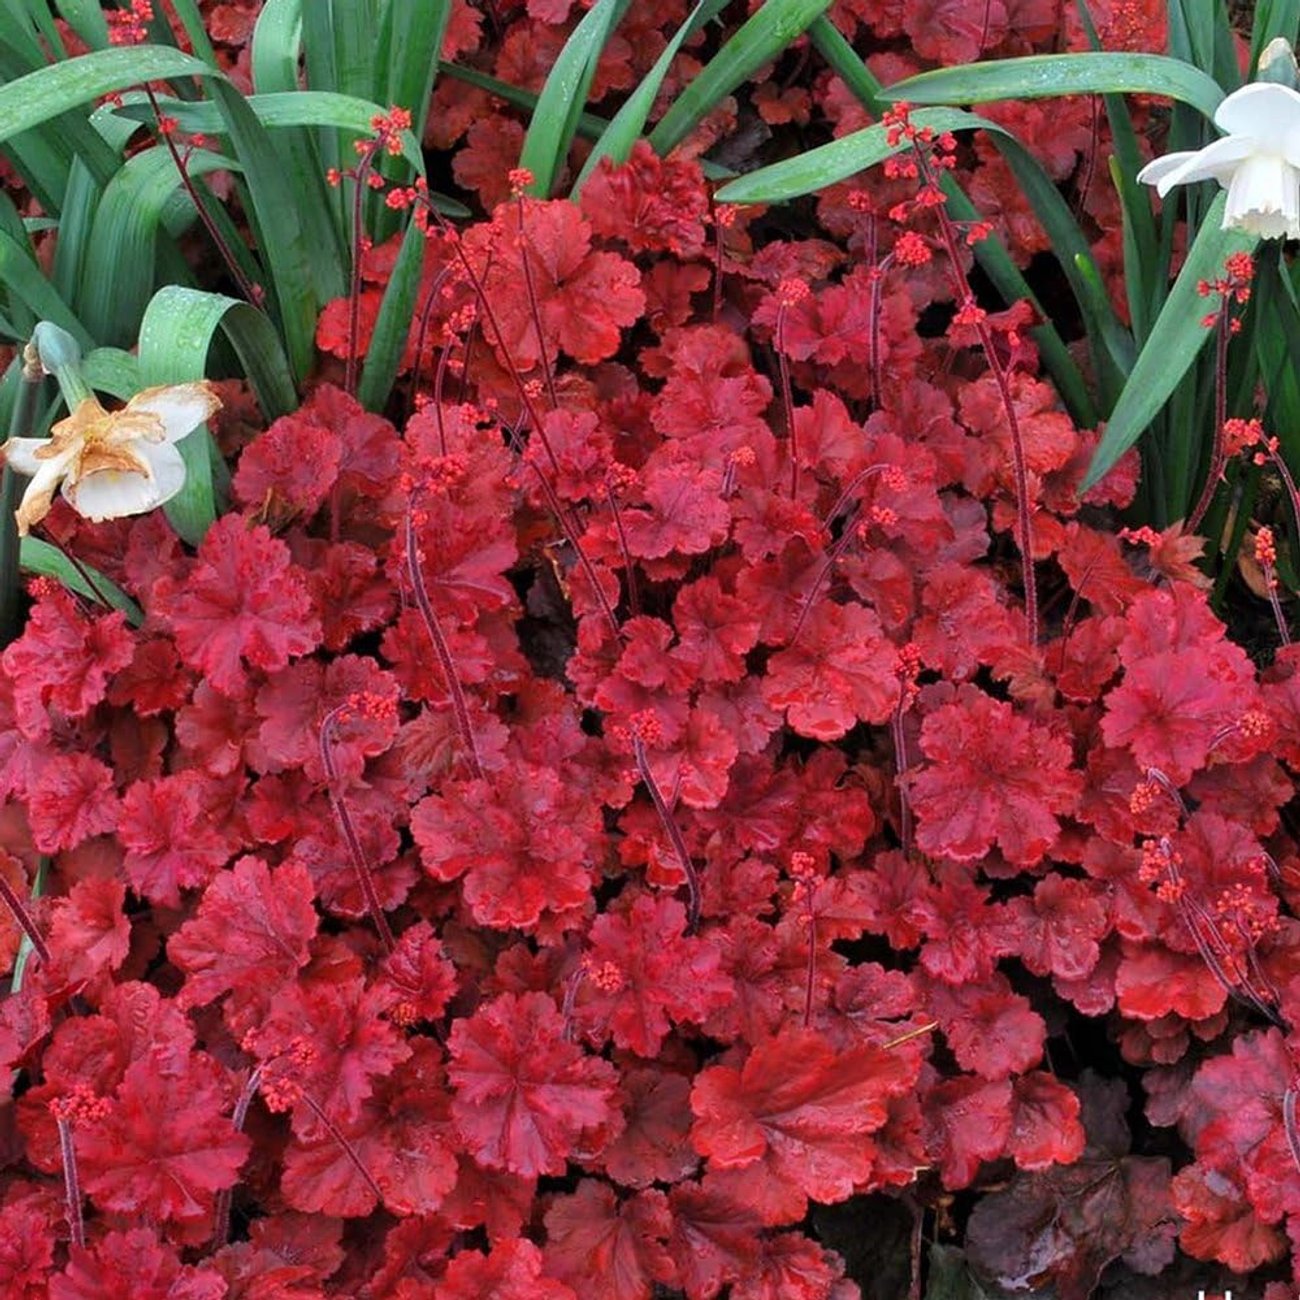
[916, 142, 1039, 645]
[403, 504, 486, 781]
[632, 736, 701, 934]
[319, 707, 396, 953]
[1187, 308, 1231, 533]
[212, 1064, 264, 1247]
[145, 87, 261, 309]
[515, 194, 559, 410]
[775, 301, 799, 498]
[416, 202, 623, 640]
[54, 1115, 85, 1249]
[0, 868, 49, 966]
[344, 140, 381, 398]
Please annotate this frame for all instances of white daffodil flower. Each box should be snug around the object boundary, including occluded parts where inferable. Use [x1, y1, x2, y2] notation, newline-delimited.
[1137, 81, 1300, 239]
[1, 381, 221, 534]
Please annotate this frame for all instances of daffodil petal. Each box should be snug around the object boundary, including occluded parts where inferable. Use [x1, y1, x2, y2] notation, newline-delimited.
[1214, 81, 1300, 150]
[13, 452, 77, 535]
[2, 436, 64, 477]
[1141, 134, 1257, 196]
[126, 382, 222, 444]
[1136, 151, 1206, 190]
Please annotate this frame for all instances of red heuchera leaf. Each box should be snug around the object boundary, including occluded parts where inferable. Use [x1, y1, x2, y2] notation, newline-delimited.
[670, 576, 762, 684]
[0, 1203, 54, 1299]
[925, 1075, 1013, 1189]
[620, 461, 729, 559]
[580, 141, 709, 259]
[543, 1181, 677, 1300]
[466, 197, 645, 368]
[731, 1231, 848, 1300]
[435, 1238, 576, 1300]
[411, 766, 597, 930]
[26, 752, 120, 854]
[50, 1229, 225, 1300]
[907, 686, 1080, 864]
[46, 876, 131, 989]
[168, 856, 317, 1022]
[1173, 1163, 1286, 1272]
[254, 976, 412, 1127]
[926, 973, 1046, 1079]
[376, 920, 458, 1025]
[447, 991, 619, 1177]
[1, 586, 134, 736]
[155, 516, 322, 697]
[118, 771, 231, 907]
[1009, 875, 1108, 981]
[1006, 1072, 1085, 1170]
[573, 893, 733, 1056]
[232, 407, 342, 518]
[77, 1053, 251, 1228]
[761, 601, 900, 740]
[1101, 584, 1256, 783]
[667, 1175, 763, 1299]
[689, 1027, 916, 1211]
[1185, 1029, 1300, 1225]
[601, 1065, 698, 1189]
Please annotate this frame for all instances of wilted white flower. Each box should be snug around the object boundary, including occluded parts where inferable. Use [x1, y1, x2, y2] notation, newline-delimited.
[1137, 81, 1300, 239]
[1, 381, 221, 535]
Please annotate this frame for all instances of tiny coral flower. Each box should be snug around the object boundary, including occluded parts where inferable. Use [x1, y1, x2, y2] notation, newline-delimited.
[2, 381, 221, 535]
[1137, 79, 1300, 239]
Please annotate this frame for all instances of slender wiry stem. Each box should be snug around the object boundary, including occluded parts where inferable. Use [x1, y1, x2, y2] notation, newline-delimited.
[604, 476, 640, 617]
[1187, 309, 1231, 533]
[212, 1064, 264, 1248]
[404, 505, 485, 780]
[0, 869, 49, 966]
[632, 736, 701, 933]
[891, 696, 913, 856]
[319, 707, 396, 952]
[298, 1090, 386, 1204]
[775, 300, 799, 498]
[55, 1115, 85, 1248]
[146, 88, 260, 308]
[515, 194, 558, 409]
[912, 142, 1038, 644]
[344, 142, 379, 398]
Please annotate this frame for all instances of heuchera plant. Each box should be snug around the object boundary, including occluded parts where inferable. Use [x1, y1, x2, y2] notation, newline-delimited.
[6, 0, 1300, 1297]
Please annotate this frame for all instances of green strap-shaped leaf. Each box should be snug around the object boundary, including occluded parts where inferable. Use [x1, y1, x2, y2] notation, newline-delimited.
[138, 286, 297, 544]
[0, 45, 214, 140]
[19, 536, 144, 623]
[887, 52, 1225, 121]
[0, 228, 91, 346]
[81, 345, 142, 399]
[714, 108, 1001, 204]
[80, 145, 237, 346]
[53, 0, 109, 49]
[519, 0, 629, 197]
[572, 0, 726, 194]
[1083, 193, 1256, 492]
[649, 0, 834, 155]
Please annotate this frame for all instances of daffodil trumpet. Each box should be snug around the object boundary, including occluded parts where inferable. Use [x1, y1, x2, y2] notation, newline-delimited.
[1138, 43, 1300, 241]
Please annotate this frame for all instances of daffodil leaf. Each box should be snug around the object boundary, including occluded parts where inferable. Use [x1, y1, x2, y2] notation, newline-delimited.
[887, 52, 1225, 121]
